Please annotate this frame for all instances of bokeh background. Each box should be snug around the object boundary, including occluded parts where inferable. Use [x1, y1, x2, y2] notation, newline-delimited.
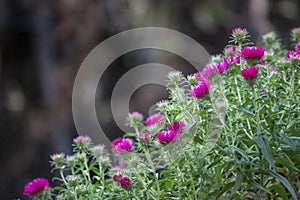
[0, 0, 299, 199]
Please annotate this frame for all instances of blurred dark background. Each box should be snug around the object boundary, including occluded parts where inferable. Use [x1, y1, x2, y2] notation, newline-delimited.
[0, 0, 299, 199]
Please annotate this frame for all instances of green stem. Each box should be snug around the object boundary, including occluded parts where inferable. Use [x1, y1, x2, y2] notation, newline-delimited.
[235, 75, 242, 104]
[59, 170, 69, 189]
[251, 85, 264, 188]
[85, 161, 91, 183]
[98, 163, 105, 198]
[252, 86, 261, 135]
[134, 171, 149, 199]
[284, 64, 295, 132]
[145, 148, 160, 197]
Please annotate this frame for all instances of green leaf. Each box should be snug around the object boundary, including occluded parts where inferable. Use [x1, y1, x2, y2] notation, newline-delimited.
[230, 170, 244, 196]
[282, 136, 296, 151]
[232, 63, 241, 73]
[253, 135, 275, 167]
[215, 182, 235, 198]
[268, 169, 297, 200]
[250, 181, 270, 193]
[229, 104, 255, 116]
[160, 180, 173, 190]
[271, 183, 288, 200]
[231, 146, 249, 161]
[275, 157, 299, 172]
[123, 133, 137, 137]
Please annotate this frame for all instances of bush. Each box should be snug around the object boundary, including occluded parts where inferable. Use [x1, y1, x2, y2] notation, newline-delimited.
[24, 27, 300, 199]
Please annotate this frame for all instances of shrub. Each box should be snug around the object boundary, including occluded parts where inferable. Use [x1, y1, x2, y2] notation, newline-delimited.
[24, 28, 300, 199]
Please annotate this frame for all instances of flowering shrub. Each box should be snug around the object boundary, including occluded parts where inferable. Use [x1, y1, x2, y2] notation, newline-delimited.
[24, 28, 300, 199]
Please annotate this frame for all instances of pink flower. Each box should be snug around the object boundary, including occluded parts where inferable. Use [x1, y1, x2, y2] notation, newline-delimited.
[145, 113, 164, 126]
[111, 138, 132, 153]
[131, 111, 142, 121]
[109, 166, 121, 171]
[24, 178, 51, 195]
[119, 160, 127, 169]
[293, 27, 300, 32]
[241, 66, 259, 79]
[137, 132, 150, 143]
[157, 130, 179, 143]
[269, 65, 276, 72]
[233, 27, 244, 34]
[75, 136, 85, 142]
[241, 46, 264, 59]
[295, 43, 300, 53]
[225, 46, 236, 55]
[113, 174, 123, 182]
[167, 121, 186, 133]
[131, 111, 141, 117]
[119, 177, 131, 187]
[190, 79, 210, 98]
[260, 90, 265, 96]
[292, 27, 300, 35]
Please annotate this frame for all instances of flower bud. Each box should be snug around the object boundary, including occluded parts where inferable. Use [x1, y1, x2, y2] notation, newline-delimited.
[51, 153, 65, 168]
[137, 132, 150, 145]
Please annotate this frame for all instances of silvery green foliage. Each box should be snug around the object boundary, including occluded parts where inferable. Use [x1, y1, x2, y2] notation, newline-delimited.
[27, 28, 300, 200]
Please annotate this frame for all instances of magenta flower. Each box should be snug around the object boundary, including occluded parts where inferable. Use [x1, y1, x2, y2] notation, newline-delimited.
[214, 61, 227, 72]
[120, 177, 131, 187]
[113, 174, 123, 182]
[295, 43, 300, 53]
[285, 51, 299, 59]
[196, 64, 218, 79]
[157, 130, 179, 143]
[190, 79, 210, 98]
[203, 64, 219, 76]
[260, 89, 265, 96]
[145, 113, 164, 126]
[111, 138, 132, 153]
[167, 121, 186, 133]
[229, 54, 241, 64]
[222, 55, 241, 67]
[24, 178, 51, 195]
[241, 46, 264, 59]
[241, 66, 259, 79]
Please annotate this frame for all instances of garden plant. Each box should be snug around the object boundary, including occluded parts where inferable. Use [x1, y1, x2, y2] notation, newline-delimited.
[24, 27, 300, 199]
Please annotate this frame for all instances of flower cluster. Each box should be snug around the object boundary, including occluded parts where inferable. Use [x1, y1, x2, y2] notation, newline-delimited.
[285, 43, 300, 60]
[196, 55, 241, 80]
[113, 174, 131, 187]
[24, 27, 300, 200]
